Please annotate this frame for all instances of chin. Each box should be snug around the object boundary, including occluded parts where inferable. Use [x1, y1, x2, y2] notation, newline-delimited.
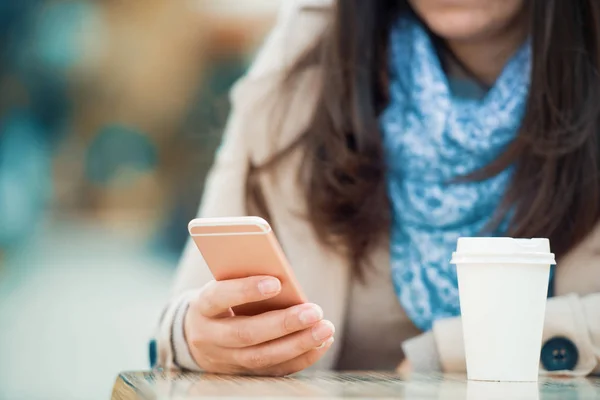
[407, 0, 526, 43]
[420, 11, 497, 42]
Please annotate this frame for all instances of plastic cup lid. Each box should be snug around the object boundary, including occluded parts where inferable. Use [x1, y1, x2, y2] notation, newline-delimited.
[450, 237, 556, 265]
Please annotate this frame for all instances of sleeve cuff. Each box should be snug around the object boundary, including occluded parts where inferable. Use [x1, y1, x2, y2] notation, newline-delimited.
[171, 291, 203, 371]
[432, 317, 466, 373]
[155, 289, 202, 370]
[402, 331, 443, 372]
[582, 294, 600, 376]
[540, 294, 597, 376]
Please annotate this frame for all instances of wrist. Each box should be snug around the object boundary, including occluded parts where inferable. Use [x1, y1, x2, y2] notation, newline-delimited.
[172, 292, 203, 371]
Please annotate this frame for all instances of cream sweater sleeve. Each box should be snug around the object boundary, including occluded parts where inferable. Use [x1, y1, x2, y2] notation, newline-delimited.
[426, 293, 600, 376]
[154, 78, 252, 369]
[153, 0, 332, 370]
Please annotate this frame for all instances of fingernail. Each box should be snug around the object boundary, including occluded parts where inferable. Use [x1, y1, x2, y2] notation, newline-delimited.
[258, 278, 281, 295]
[298, 305, 323, 325]
[312, 320, 335, 342]
[316, 337, 334, 349]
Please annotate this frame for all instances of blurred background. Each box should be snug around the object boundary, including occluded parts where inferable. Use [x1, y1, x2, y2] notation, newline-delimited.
[0, 0, 281, 398]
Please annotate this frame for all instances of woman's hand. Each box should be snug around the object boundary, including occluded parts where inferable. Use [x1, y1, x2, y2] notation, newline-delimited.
[184, 276, 335, 376]
[396, 359, 412, 375]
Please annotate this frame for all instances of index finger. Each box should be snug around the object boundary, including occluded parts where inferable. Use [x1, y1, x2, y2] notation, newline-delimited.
[194, 276, 282, 317]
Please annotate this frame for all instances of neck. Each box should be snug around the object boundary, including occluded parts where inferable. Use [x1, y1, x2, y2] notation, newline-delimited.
[443, 13, 528, 86]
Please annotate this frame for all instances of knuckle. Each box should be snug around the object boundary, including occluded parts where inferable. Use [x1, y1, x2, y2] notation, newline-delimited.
[202, 297, 218, 315]
[234, 325, 255, 346]
[200, 282, 219, 309]
[242, 280, 259, 300]
[200, 280, 217, 299]
[239, 351, 272, 370]
[281, 311, 296, 334]
[293, 336, 311, 355]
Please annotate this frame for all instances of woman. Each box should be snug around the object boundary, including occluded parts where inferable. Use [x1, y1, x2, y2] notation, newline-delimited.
[154, 0, 600, 376]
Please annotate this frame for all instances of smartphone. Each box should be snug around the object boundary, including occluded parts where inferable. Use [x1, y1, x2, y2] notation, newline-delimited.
[188, 216, 307, 316]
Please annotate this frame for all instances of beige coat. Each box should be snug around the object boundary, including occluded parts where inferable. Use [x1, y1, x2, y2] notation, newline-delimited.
[157, 0, 600, 375]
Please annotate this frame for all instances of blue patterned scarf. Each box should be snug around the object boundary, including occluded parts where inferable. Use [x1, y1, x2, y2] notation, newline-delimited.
[380, 16, 531, 331]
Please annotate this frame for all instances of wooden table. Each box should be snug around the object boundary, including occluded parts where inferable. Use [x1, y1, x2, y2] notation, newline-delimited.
[112, 370, 600, 399]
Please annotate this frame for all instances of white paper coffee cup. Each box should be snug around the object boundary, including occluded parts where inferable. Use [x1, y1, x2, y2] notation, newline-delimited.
[451, 238, 555, 382]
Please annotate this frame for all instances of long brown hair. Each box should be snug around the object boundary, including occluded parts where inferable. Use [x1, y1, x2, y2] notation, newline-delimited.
[249, 0, 600, 277]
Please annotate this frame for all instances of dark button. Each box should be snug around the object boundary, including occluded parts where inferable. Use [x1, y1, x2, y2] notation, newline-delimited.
[541, 337, 579, 371]
[149, 339, 157, 368]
